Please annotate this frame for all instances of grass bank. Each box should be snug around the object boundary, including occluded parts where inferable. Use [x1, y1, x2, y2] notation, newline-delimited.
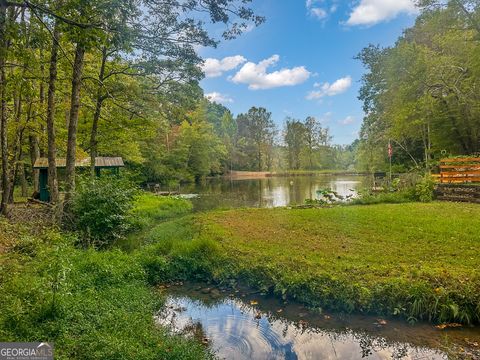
[2, 194, 479, 359]
[0, 197, 211, 360]
[137, 201, 480, 325]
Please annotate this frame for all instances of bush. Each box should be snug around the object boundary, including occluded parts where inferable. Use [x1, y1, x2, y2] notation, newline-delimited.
[414, 175, 435, 202]
[351, 172, 435, 205]
[350, 189, 416, 205]
[71, 176, 139, 248]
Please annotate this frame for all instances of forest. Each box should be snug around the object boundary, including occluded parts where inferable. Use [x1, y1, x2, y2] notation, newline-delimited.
[356, 0, 480, 172]
[1, 1, 478, 215]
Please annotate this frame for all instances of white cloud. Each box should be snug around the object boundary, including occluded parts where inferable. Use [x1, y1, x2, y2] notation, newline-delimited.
[339, 115, 355, 125]
[205, 92, 233, 104]
[231, 55, 311, 90]
[306, 0, 338, 21]
[346, 0, 417, 26]
[311, 7, 328, 19]
[202, 55, 247, 78]
[307, 76, 352, 99]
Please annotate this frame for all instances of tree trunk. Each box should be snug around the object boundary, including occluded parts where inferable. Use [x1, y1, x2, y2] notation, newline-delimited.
[90, 46, 107, 177]
[46, 23, 60, 204]
[0, 0, 9, 215]
[39, 50, 46, 157]
[29, 134, 40, 192]
[64, 43, 85, 206]
[19, 161, 27, 197]
[7, 89, 24, 203]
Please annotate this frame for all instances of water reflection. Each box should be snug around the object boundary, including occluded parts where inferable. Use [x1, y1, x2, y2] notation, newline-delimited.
[156, 292, 449, 360]
[167, 175, 369, 211]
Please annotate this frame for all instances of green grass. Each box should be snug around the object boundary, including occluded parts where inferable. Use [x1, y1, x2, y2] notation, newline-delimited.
[196, 202, 480, 323]
[130, 193, 193, 228]
[117, 194, 193, 251]
[135, 201, 480, 324]
[0, 200, 211, 360]
[2, 193, 479, 359]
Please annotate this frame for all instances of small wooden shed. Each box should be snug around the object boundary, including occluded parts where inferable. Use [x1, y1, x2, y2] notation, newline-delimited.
[33, 157, 125, 202]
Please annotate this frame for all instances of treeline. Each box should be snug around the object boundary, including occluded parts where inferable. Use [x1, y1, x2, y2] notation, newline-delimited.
[151, 102, 357, 184]
[356, 0, 480, 173]
[0, 0, 263, 215]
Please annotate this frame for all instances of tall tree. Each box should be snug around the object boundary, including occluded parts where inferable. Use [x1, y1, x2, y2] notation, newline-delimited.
[0, 0, 8, 215]
[45, 22, 60, 204]
[284, 118, 305, 170]
[236, 107, 276, 171]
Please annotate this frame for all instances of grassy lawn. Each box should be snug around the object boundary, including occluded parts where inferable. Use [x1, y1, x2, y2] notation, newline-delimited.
[190, 202, 480, 323]
[202, 202, 479, 280]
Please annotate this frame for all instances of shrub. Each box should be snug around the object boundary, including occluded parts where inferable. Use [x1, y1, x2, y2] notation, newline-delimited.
[414, 175, 435, 202]
[351, 172, 435, 205]
[71, 176, 139, 248]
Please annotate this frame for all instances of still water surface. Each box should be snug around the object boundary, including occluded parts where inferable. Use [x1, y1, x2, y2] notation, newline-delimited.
[168, 175, 369, 211]
[156, 284, 480, 360]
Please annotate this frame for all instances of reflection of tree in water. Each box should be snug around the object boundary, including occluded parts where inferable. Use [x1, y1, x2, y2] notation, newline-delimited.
[159, 285, 446, 360]
[183, 321, 207, 342]
[183, 175, 369, 211]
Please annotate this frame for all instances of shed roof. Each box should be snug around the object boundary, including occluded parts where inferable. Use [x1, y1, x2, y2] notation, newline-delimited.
[33, 157, 124, 169]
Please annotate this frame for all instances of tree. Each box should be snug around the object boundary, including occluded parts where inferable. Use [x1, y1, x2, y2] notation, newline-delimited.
[236, 107, 276, 171]
[0, 0, 265, 212]
[284, 118, 305, 170]
[45, 22, 60, 204]
[356, 2, 480, 173]
[301, 116, 332, 169]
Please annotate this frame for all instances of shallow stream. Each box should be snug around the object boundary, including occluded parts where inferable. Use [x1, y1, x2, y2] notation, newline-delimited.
[155, 283, 480, 360]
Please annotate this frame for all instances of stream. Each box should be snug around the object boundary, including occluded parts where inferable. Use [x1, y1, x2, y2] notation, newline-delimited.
[155, 283, 480, 360]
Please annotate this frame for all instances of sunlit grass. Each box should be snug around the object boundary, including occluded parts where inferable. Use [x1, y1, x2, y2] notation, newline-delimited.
[191, 202, 480, 323]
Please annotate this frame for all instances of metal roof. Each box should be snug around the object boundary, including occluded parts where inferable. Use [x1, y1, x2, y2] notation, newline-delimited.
[33, 157, 124, 169]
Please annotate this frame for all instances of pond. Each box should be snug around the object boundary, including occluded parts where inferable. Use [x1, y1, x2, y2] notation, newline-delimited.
[156, 283, 480, 360]
[164, 174, 370, 211]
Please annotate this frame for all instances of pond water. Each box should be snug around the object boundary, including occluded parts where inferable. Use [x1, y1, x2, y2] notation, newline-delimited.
[165, 174, 370, 211]
[156, 284, 480, 360]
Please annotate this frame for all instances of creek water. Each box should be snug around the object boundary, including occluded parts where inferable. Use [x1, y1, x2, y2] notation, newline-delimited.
[156, 284, 480, 360]
[164, 174, 369, 211]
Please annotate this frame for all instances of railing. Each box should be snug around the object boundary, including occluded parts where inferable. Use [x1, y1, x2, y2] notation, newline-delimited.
[439, 157, 480, 184]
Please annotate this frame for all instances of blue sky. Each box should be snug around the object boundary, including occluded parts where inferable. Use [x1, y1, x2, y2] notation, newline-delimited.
[199, 0, 418, 145]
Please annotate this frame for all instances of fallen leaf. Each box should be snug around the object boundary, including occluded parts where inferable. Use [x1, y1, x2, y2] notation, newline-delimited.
[435, 323, 462, 330]
[375, 319, 387, 325]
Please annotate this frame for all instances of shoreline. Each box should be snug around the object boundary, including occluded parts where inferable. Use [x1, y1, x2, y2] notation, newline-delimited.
[224, 170, 368, 180]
